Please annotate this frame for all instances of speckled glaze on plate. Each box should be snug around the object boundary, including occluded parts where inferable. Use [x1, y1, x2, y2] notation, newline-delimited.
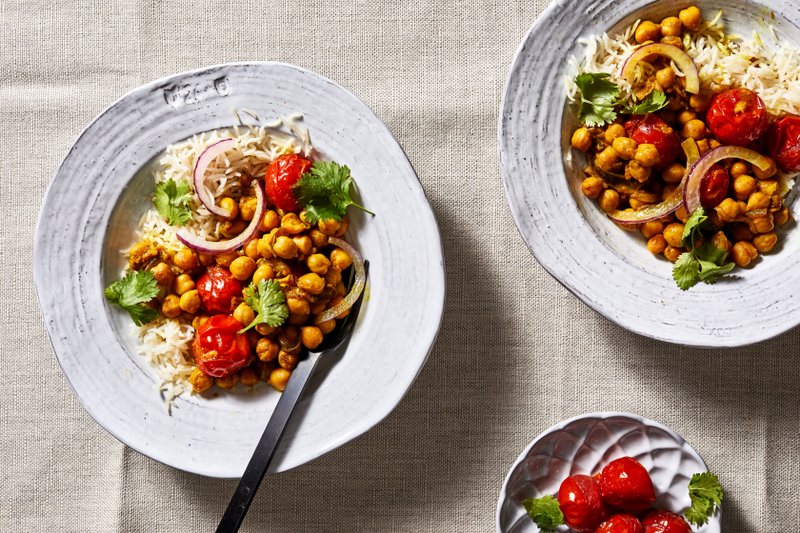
[496, 412, 721, 533]
[33, 62, 445, 478]
[499, 0, 800, 347]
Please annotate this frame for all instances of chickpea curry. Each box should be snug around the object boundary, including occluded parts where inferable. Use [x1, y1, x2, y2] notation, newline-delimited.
[569, 6, 798, 289]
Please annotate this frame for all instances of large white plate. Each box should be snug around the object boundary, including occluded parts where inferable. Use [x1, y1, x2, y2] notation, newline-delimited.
[34, 62, 445, 478]
[499, 0, 800, 347]
[497, 412, 721, 533]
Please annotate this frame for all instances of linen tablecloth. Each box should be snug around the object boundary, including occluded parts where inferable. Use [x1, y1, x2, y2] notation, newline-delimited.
[3, 1, 798, 531]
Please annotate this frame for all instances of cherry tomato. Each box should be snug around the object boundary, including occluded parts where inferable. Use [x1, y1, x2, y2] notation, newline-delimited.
[700, 164, 730, 208]
[265, 153, 313, 211]
[625, 115, 681, 168]
[765, 115, 800, 171]
[706, 88, 768, 146]
[641, 510, 692, 533]
[599, 457, 656, 513]
[197, 266, 243, 314]
[596, 513, 644, 533]
[557, 474, 607, 532]
[192, 314, 251, 378]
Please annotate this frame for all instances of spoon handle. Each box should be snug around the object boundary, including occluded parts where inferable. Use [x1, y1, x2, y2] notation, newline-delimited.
[215, 351, 322, 533]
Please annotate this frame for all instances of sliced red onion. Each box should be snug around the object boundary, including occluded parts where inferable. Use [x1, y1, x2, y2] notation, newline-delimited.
[683, 146, 774, 213]
[314, 237, 366, 325]
[621, 43, 700, 94]
[193, 138, 235, 218]
[609, 139, 700, 225]
[176, 180, 265, 254]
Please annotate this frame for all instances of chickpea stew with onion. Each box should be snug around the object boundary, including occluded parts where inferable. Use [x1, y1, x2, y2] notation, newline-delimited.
[568, 6, 799, 289]
[104, 117, 371, 405]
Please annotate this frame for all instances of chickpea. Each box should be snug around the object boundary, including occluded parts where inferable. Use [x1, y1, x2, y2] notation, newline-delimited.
[662, 163, 686, 184]
[215, 250, 239, 268]
[635, 20, 661, 43]
[641, 221, 665, 239]
[309, 229, 329, 248]
[689, 93, 710, 113]
[230, 256, 257, 281]
[233, 302, 255, 327]
[259, 210, 281, 232]
[682, 119, 706, 140]
[318, 218, 342, 236]
[257, 236, 273, 259]
[272, 236, 298, 259]
[656, 67, 676, 89]
[192, 314, 210, 330]
[298, 273, 325, 295]
[775, 206, 791, 226]
[598, 189, 620, 213]
[278, 350, 299, 370]
[664, 245, 683, 262]
[730, 223, 753, 242]
[198, 252, 216, 267]
[675, 205, 690, 223]
[179, 289, 201, 314]
[220, 219, 247, 238]
[733, 175, 757, 200]
[239, 196, 257, 222]
[287, 297, 310, 316]
[749, 215, 774, 234]
[293, 235, 313, 257]
[663, 222, 685, 248]
[151, 262, 174, 286]
[634, 143, 660, 167]
[240, 367, 260, 387]
[709, 231, 732, 255]
[256, 338, 280, 361]
[255, 323, 277, 336]
[161, 294, 182, 318]
[581, 176, 605, 199]
[612, 137, 637, 160]
[647, 234, 667, 254]
[758, 180, 779, 197]
[677, 110, 696, 125]
[307, 253, 331, 275]
[330, 248, 353, 271]
[317, 319, 336, 335]
[189, 368, 213, 393]
[173, 273, 195, 295]
[661, 36, 683, 49]
[281, 213, 307, 235]
[679, 6, 703, 31]
[301, 326, 324, 350]
[730, 161, 750, 177]
[243, 238, 260, 260]
[660, 16, 683, 36]
[328, 295, 350, 319]
[173, 248, 199, 270]
[218, 197, 239, 220]
[715, 198, 741, 222]
[604, 123, 626, 144]
[746, 191, 770, 211]
[216, 373, 239, 390]
[571, 128, 592, 152]
[252, 263, 275, 285]
[326, 268, 343, 286]
[753, 232, 778, 253]
[269, 368, 292, 392]
[732, 241, 758, 267]
[709, 139, 722, 150]
[595, 146, 620, 171]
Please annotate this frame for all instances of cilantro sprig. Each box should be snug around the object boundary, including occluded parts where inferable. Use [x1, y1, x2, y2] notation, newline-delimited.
[522, 495, 564, 532]
[685, 471, 724, 526]
[574, 73, 668, 127]
[238, 279, 289, 333]
[672, 208, 735, 290]
[153, 178, 192, 226]
[104, 270, 160, 326]
[623, 90, 668, 115]
[292, 161, 374, 224]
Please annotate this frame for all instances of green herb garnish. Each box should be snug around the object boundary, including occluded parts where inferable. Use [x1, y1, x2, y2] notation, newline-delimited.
[672, 207, 735, 290]
[623, 90, 669, 115]
[292, 161, 374, 224]
[522, 495, 564, 532]
[574, 73, 622, 127]
[153, 178, 192, 226]
[685, 471, 724, 526]
[104, 270, 160, 326]
[238, 279, 289, 333]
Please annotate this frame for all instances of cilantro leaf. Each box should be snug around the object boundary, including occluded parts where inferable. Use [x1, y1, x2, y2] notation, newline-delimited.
[672, 212, 736, 290]
[681, 207, 708, 249]
[697, 259, 736, 284]
[623, 90, 669, 115]
[104, 270, 160, 326]
[239, 279, 289, 333]
[292, 161, 375, 224]
[153, 178, 193, 226]
[522, 495, 564, 532]
[574, 73, 621, 127]
[673, 252, 701, 290]
[695, 242, 728, 264]
[685, 471, 723, 526]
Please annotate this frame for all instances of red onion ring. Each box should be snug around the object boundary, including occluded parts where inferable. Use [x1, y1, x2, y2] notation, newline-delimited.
[683, 146, 774, 213]
[621, 43, 700, 94]
[193, 138, 235, 218]
[176, 180, 266, 254]
[314, 237, 366, 325]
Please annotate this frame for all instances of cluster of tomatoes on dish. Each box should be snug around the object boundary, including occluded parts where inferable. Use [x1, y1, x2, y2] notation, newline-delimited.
[557, 457, 691, 533]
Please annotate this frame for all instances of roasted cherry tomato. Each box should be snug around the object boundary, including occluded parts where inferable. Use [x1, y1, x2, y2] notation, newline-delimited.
[265, 153, 313, 211]
[192, 314, 251, 378]
[626, 115, 681, 168]
[706, 88, 768, 146]
[596, 513, 644, 533]
[700, 164, 730, 208]
[765, 115, 800, 171]
[641, 510, 692, 533]
[557, 474, 607, 532]
[599, 457, 656, 513]
[197, 266, 243, 314]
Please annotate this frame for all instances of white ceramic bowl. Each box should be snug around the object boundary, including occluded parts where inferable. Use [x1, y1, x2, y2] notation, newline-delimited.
[33, 62, 445, 478]
[496, 412, 721, 533]
[499, 0, 800, 347]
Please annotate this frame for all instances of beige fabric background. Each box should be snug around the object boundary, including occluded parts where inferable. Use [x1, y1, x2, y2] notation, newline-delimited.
[3, 0, 799, 531]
